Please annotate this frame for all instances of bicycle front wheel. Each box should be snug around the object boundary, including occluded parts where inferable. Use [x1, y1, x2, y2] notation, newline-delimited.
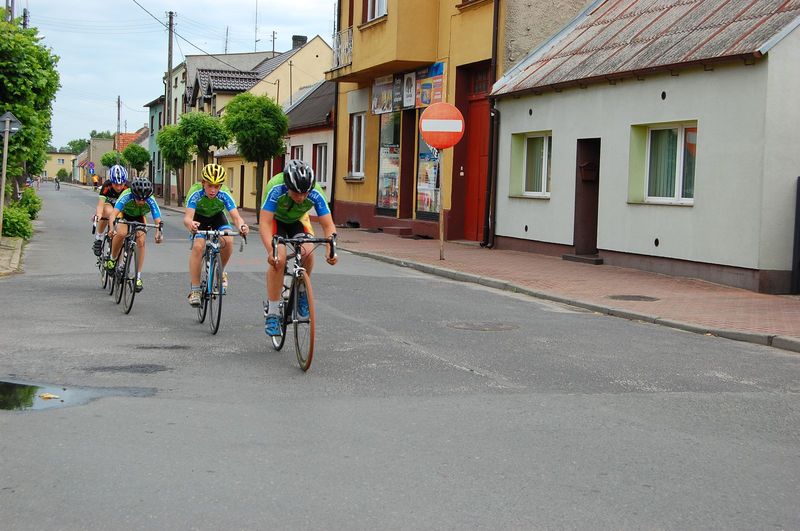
[98, 238, 110, 289]
[197, 253, 209, 323]
[114, 247, 126, 305]
[293, 271, 316, 371]
[208, 258, 223, 334]
[122, 243, 139, 314]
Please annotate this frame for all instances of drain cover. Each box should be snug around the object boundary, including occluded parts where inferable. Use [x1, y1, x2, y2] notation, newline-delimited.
[608, 294, 660, 302]
[447, 322, 518, 332]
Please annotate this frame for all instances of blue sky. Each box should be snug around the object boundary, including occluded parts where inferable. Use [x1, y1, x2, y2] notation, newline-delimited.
[30, 0, 335, 148]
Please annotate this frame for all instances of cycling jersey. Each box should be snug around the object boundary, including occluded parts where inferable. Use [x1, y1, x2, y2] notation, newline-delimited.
[114, 189, 161, 219]
[99, 180, 128, 204]
[261, 173, 331, 224]
[185, 182, 237, 218]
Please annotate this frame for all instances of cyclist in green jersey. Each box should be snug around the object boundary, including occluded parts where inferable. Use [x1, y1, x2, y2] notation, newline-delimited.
[260, 160, 337, 336]
[183, 164, 249, 306]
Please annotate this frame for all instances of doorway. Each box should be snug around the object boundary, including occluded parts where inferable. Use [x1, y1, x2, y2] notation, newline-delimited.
[573, 138, 601, 256]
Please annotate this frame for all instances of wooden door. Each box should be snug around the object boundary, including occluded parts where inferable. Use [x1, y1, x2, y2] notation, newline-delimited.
[463, 97, 490, 241]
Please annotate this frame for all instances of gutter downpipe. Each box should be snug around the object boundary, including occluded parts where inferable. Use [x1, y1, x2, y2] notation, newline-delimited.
[329, 0, 342, 218]
[480, 0, 501, 248]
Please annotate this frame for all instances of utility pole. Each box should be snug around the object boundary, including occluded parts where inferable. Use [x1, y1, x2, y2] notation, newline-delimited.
[165, 10, 174, 205]
[224, 26, 229, 53]
[22, 7, 28, 28]
[254, 0, 259, 51]
[116, 95, 121, 164]
[271, 30, 276, 55]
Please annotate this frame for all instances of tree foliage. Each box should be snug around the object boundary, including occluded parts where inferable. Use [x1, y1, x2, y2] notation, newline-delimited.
[90, 130, 114, 139]
[178, 112, 231, 166]
[222, 93, 288, 221]
[65, 138, 89, 154]
[0, 13, 60, 192]
[156, 124, 191, 171]
[56, 168, 69, 179]
[122, 143, 150, 174]
[100, 151, 127, 168]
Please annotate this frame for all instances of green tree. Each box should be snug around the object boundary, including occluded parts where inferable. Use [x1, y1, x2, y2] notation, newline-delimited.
[100, 151, 127, 169]
[56, 168, 69, 180]
[222, 93, 287, 222]
[156, 124, 192, 205]
[65, 138, 89, 154]
[122, 143, 150, 175]
[0, 12, 60, 199]
[90, 130, 114, 139]
[178, 111, 231, 166]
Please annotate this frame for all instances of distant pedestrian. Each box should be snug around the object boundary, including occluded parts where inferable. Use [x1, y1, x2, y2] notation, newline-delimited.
[92, 174, 99, 191]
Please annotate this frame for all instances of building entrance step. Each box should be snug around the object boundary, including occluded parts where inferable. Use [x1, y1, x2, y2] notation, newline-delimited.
[382, 226, 413, 236]
[562, 253, 604, 265]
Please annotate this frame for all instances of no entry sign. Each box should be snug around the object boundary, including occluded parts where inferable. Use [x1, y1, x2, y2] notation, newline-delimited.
[419, 102, 464, 149]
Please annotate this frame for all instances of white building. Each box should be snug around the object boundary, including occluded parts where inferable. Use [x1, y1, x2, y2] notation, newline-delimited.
[490, 0, 800, 293]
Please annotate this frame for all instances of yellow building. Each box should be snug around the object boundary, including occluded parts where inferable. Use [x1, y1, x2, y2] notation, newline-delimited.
[326, 0, 498, 241]
[42, 152, 75, 181]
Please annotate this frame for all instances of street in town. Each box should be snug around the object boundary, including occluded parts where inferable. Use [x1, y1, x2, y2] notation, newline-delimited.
[1, 186, 799, 529]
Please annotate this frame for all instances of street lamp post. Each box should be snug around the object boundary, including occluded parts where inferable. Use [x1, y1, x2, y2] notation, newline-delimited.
[0, 111, 22, 239]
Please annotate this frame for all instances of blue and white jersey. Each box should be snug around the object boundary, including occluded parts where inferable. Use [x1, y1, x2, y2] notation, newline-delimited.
[261, 183, 331, 223]
[114, 189, 162, 219]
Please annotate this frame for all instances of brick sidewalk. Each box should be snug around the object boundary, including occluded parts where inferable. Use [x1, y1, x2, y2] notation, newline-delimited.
[156, 195, 800, 353]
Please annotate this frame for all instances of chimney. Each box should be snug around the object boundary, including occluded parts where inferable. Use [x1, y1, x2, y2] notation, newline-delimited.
[292, 35, 308, 49]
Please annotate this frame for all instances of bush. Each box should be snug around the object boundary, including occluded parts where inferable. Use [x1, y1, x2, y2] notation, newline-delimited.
[18, 186, 42, 219]
[2, 205, 33, 239]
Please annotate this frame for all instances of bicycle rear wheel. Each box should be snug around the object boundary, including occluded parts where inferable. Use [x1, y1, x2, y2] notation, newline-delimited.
[122, 243, 139, 314]
[208, 258, 223, 334]
[293, 271, 315, 371]
[197, 253, 209, 323]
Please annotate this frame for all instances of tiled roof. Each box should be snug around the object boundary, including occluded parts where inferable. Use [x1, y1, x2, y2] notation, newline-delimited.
[115, 133, 139, 153]
[252, 47, 302, 77]
[493, 0, 800, 96]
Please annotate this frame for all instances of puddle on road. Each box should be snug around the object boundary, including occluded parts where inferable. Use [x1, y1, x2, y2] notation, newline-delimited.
[0, 380, 155, 411]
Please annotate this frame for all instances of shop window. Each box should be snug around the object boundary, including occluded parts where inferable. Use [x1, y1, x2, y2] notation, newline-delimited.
[349, 112, 365, 178]
[416, 114, 439, 217]
[313, 143, 328, 186]
[376, 112, 400, 211]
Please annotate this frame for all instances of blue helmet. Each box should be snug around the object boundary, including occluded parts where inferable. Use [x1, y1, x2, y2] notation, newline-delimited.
[108, 165, 128, 184]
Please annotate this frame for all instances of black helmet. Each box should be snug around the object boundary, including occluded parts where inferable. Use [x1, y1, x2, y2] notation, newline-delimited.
[130, 178, 153, 200]
[283, 159, 315, 194]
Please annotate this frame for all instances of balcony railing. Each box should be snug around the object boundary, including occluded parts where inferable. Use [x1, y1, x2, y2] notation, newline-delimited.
[332, 27, 353, 69]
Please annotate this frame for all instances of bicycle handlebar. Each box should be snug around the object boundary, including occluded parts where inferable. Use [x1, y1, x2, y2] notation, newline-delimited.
[271, 233, 337, 262]
[91, 216, 109, 235]
[114, 219, 163, 231]
[194, 227, 248, 252]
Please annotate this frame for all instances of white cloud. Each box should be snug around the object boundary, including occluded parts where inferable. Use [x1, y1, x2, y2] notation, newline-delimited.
[29, 0, 334, 147]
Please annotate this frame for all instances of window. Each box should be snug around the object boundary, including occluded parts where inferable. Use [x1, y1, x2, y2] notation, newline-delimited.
[645, 124, 696, 203]
[291, 145, 304, 160]
[349, 112, 365, 177]
[523, 134, 552, 196]
[57, 158, 65, 164]
[313, 143, 328, 186]
[150, 115, 154, 132]
[158, 111, 163, 128]
[366, 0, 387, 21]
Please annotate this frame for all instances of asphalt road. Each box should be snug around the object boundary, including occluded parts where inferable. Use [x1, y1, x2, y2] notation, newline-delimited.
[1, 185, 798, 530]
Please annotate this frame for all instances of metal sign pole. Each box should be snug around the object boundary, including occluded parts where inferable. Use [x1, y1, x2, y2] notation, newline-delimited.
[0, 117, 10, 238]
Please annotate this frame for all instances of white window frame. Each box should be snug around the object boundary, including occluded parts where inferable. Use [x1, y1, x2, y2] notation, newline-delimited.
[350, 112, 366, 178]
[522, 133, 552, 197]
[313, 143, 328, 187]
[367, 0, 387, 21]
[644, 123, 696, 205]
[291, 145, 304, 161]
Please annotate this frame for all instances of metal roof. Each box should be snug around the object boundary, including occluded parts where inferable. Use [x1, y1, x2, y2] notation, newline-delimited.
[493, 0, 800, 97]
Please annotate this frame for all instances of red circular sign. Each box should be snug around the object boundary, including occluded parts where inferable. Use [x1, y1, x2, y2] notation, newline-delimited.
[419, 102, 465, 149]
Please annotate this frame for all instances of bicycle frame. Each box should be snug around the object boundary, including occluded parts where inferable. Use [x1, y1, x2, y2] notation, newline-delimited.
[193, 229, 246, 334]
[193, 229, 246, 297]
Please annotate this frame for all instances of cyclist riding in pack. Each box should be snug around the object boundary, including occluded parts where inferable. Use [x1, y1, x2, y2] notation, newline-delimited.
[183, 163, 249, 307]
[106, 178, 164, 293]
[260, 159, 338, 337]
[93, 164, 129, 256]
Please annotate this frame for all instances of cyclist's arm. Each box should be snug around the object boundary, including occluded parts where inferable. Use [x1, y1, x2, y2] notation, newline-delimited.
[183, 206, 198, 232]
[153, 216, 164, 243]
[95, 196, 106, 220]
[219, 191, 248, 235]
[228, 207, 249, 236]
[318, 213, 338, 265]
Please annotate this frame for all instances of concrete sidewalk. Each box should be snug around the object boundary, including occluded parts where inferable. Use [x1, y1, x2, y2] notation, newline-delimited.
[152, 195, 800, 354]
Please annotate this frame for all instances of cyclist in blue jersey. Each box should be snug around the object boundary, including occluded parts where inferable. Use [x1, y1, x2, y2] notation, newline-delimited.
[260, 159, 337, 336]
[92, 165, 128, 256]
[107, 178, 164, 293]
[183, 163, 249, 307]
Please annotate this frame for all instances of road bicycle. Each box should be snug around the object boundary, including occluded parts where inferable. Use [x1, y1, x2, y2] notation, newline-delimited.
[194, 228, 246, 335]
[91, 216, 112, 290]
[268, 234, 337, 371]
[110, 219, 162, 314]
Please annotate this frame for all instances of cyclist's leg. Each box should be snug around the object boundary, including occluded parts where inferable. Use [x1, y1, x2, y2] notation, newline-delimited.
[189, 235, 205, 286]
[110, 218, 127, 262]
[298, 214, 316, 275]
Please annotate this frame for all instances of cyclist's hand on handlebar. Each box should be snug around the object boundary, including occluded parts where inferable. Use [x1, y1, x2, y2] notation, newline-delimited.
[267, 255, 279, 270]
[239, 224, 249, 237]
[326, 254, 338, 266]
[185, 220, 200, 233]
[154, 233, 164, 244]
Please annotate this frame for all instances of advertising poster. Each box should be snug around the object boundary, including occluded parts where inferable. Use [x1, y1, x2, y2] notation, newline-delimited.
[371, 74, 394, 115]
[402, 72, 416, 109]
[392, 74, 403, 111]
[415, 61, 445, 109]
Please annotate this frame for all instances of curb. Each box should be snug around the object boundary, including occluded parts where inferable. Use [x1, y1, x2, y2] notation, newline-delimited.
[342, 248, 800, 355]
[0, 236, 24, 277]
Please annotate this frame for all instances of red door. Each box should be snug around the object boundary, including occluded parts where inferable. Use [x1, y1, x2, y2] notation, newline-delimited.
[463, 97, 490, 241]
